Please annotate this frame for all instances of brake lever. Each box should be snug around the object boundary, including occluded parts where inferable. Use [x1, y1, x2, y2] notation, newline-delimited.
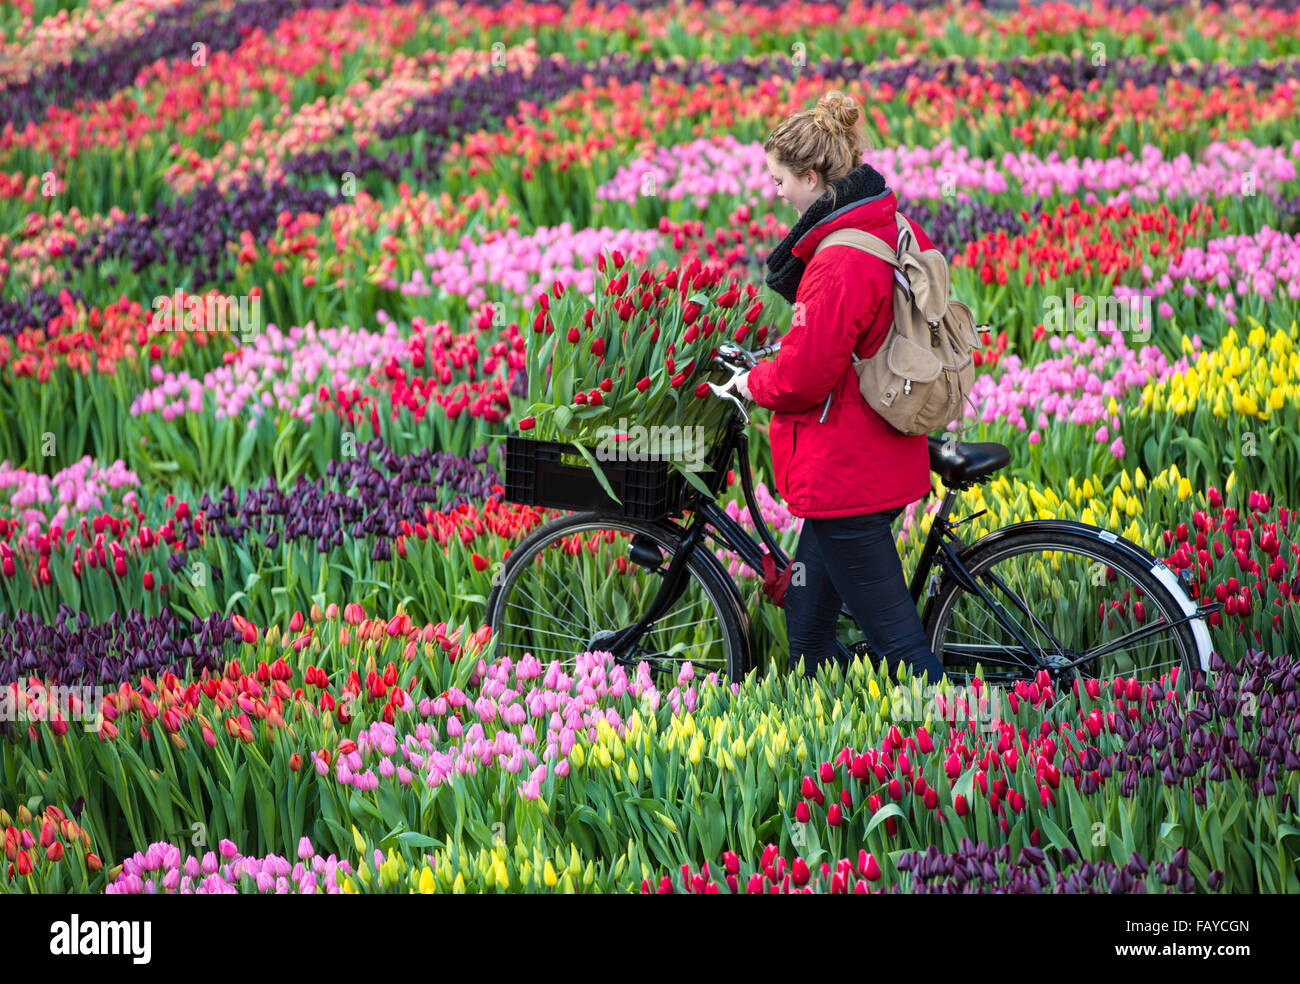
[706, 365, 751, 425]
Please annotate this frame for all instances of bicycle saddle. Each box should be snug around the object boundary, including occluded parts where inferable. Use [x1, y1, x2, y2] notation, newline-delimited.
[926, 436, 1011, 485]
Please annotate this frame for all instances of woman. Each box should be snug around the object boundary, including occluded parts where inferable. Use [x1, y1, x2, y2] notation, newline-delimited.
[732, 90, 947, 685]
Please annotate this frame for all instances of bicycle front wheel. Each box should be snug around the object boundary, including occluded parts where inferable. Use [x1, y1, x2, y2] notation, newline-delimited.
[486, 511, 755, 685]
[922, 522, 1208, 687]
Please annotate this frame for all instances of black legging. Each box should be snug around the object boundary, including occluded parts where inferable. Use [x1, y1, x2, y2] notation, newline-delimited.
[784, 507, 946, 684]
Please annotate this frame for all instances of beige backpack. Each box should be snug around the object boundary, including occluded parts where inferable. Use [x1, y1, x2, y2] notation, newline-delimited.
[814, 214, 981, 438]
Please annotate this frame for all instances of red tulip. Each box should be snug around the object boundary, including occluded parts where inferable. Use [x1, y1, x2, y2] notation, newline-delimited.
[791, 857, 810, 886]
[862, 854, 882, 881]
[800, 775, 824, 805]
[723, 851, 739, 876]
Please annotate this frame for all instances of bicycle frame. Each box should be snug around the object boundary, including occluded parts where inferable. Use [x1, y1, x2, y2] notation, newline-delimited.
[592, 328, 1221, 677]
[602, 403, 1217, 680]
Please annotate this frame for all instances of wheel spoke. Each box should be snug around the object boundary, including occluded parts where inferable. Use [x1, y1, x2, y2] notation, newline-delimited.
[930, 534, 1194, 686]
[490, 517, 745, 685]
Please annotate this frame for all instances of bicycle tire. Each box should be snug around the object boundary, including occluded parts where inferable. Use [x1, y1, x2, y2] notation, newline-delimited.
[922, 521, 1208, 686]
[486, 511, 756, 685]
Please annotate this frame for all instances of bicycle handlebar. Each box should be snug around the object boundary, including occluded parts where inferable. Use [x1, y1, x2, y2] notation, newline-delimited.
[706, 341, 781, 423]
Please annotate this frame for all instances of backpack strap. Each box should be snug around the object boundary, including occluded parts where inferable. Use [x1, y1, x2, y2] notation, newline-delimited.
[814, 228, 912, 295]
[816, 228, 896, 264]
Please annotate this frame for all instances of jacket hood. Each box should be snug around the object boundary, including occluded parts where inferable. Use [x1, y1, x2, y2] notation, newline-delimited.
[791, 188, 899, 263]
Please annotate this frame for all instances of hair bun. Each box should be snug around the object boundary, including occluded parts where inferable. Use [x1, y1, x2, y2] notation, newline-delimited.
[815, 90, 859, 134]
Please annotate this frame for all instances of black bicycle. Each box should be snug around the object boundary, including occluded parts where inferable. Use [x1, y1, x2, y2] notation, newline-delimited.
[487, 342, 1218, 688]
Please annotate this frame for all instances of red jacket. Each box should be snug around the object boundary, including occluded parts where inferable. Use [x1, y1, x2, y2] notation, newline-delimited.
[747, 190, 935, 518]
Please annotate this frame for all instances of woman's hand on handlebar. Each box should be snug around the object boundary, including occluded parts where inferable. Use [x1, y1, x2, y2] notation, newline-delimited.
[731, 371, 753, 400]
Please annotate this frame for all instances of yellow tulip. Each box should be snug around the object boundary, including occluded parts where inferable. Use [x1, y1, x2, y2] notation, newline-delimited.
[688, 735, 703, 766]
[655, 812, 679, 834]
[544, 860, 558, 887]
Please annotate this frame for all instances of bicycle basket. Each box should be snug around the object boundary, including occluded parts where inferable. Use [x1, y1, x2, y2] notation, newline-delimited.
[504, 432, 732, 520]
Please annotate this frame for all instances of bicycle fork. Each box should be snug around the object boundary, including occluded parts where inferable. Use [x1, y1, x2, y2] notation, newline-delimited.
[601, 515, 708, 666]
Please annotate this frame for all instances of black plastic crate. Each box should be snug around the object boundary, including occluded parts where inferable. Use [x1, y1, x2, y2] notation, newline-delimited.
[504, 433, 731, 520]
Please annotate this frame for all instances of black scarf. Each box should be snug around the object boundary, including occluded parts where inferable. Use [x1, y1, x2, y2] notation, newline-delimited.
[763, 162, 888, 305]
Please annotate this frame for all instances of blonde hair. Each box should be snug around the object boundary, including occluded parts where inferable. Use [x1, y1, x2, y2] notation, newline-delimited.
[764, 90, 868, 211]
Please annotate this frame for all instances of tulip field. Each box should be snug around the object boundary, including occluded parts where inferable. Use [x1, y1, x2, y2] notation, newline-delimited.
[2, 0, 1300, 899]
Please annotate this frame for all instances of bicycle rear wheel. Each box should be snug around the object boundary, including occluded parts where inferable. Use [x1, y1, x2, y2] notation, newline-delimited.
[486, 512, 755, 685]
[922, 522, 1208, 687]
